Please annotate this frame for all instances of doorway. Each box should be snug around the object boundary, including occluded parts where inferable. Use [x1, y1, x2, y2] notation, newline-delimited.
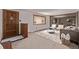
[3, 10, 19, 39]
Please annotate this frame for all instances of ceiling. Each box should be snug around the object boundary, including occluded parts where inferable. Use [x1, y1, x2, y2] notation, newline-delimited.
[19, 9, 79, 15]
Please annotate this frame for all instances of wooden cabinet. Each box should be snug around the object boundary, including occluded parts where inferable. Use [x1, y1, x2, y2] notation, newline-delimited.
[21, 23, 28, 38]
[1, 41, 12, 49]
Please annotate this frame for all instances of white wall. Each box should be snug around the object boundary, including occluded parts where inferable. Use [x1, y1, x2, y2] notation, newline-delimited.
[18, 10, 50, 32]
[0, 9, 50, 40]
[19, 10, 35, 32]
[0, 10, 3, 41]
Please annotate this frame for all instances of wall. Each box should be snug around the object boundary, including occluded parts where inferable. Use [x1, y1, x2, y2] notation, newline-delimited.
[0, 10, 2, 41]
[77, 12, 79, 27]
[19, 10, 35, 32]
[18, 10, 50, 32]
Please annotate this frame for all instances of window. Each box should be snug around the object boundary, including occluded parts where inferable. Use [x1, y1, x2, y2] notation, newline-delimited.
[33, 15, 46, 25]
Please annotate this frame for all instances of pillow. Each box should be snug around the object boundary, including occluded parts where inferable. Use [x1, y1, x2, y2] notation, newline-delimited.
[51, 24, 56, 29]
[57, 25, 64, 29]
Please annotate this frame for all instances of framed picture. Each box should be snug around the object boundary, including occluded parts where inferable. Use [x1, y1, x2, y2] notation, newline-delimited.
[33, 15, 46, 25]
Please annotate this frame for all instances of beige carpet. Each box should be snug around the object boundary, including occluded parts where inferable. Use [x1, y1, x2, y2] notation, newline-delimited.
[35, 30, 61, 44]
[12, 33, 69, 49]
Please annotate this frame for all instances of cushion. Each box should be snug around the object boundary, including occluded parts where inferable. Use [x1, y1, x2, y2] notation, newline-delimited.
[57, 25, 64, 29]
[50, 24, 56, 29]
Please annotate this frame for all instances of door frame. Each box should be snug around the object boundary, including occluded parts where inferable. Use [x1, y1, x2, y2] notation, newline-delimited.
[2, 9, 19, 39]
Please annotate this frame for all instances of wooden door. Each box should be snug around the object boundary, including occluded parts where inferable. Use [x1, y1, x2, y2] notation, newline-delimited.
[21, 23, 28, 38]
[3, 10, 19, 39]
